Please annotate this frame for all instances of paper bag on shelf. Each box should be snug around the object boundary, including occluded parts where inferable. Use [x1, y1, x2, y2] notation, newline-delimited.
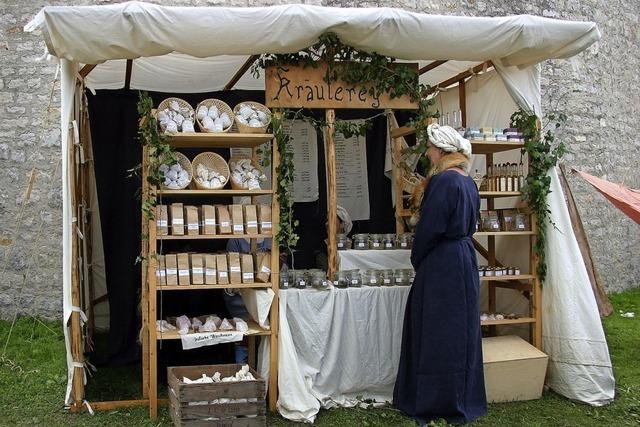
[190, 253, 204, 285]
[165, 254, 178, 286]
[156, 205, 168, 236]
[230, 204, 244, 235]
[228, 252, 241, 284]
[184, 205, 200, 235]
[216, 205, 232, 234]
[170, 203, 184, 235]
[177, 253, 190, 285]
[156, 255, 167, 286]
[244, 204, 258, 234]
[241, 253, 254, 283]
[216, 254, 229, 285]
[204, 254, 217, 285]
[257, 204, 272, 234]
[255, 252, 271, 283]
[201, 205, 216, 235]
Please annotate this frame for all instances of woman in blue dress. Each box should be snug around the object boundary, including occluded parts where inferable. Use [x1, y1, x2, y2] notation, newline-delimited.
[394, 124, 487, 424]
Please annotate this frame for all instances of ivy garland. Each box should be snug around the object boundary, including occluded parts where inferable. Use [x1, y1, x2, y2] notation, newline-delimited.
[510, 108, 567, 283]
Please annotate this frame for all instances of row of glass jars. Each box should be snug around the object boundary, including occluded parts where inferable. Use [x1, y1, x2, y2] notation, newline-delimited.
[279, 268, 415, 289]
[338, 233, 414, 250]
[478, 266, 521, 277]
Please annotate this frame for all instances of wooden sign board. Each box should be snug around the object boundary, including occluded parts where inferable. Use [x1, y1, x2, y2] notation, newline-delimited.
[265, 62, 419, 110]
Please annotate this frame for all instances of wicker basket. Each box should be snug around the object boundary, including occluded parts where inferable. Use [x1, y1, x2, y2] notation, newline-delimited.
[402, 171, 424, 194]
[228, 156, 265, 190]
[233, 101, 272, 134]
[160, 151, 193, 190]
[155, 98, 195, 133]
[191, 152, 230, 190]
[195, 99, 234, 133]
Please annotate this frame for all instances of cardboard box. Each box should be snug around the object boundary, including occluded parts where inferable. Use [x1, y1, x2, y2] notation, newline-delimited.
[190, 254, 204, 285]
[216, 254, 229, 285]
[241, 254, 254, 283]
[227, 252, 241, 283]
[243, 204, 258, 234]
[184, 205, 200, 236]
[482, 335, 548, 403]
[204, 254, 217, 285]
[255, 252, 271, 283]
[170, 203, 184, 235]
[156, 255, 167, 286]
[156, 205, 168, 236]
[177, 253, 191, 285]
[216, 206, 232, 235]
[257, 204, 272, 234]
[165, 254, 178, 286]
[201, 205, 216, 235]
[230, 205, 244, 235]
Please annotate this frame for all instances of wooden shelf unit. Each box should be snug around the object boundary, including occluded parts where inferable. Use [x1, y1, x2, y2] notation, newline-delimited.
[143, 132, 280, 418]
[479, 191, 522, 198]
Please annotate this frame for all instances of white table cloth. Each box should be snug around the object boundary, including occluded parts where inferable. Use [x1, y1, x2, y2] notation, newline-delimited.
[277, 286, 411, 422]
[338, 249, 413, 271]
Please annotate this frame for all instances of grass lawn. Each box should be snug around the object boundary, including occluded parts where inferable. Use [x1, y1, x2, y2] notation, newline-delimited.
[0, 288, 638, 426]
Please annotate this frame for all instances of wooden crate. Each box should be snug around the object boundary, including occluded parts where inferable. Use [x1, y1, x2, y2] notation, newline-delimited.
[168, 364, 266, 427]
[482, 335, 548, 403]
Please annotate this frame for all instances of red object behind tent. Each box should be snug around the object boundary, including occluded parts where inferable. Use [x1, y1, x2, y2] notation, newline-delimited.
[573, 169, 640, 225]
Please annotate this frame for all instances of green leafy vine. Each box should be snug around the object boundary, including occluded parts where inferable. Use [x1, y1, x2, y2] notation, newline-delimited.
[510, 108, 567, 283]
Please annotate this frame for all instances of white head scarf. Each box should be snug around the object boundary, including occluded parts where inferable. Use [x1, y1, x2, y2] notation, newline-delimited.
[427, 123, 472, 159]
[336, 205, 353, 234]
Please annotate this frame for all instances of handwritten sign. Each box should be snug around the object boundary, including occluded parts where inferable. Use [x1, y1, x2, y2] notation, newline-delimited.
[265, 62, 419, 109]
[180, 331, 244, 350]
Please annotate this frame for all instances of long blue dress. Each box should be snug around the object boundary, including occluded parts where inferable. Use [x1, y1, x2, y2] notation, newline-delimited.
[394, 170, 487, 424]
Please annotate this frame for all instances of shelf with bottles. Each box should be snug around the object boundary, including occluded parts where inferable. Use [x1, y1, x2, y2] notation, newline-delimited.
[476, 162, 527, 193]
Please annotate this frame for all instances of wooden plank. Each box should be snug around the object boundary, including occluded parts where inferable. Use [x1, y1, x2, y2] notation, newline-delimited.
[141, 144, 149, 399]
[224, 55, 259, 90]
[531, 215, 543, 349]
[157, 320, 271, 340]
[474, 231, 535, 236]
[168, 133, 274, 149]
[326, 109, 338, 280]
[124, 59, 133, 90]
[481, 317, 536, 326]
[158, 283, 273, 290]
[148, 215, 158, 417]
[79, 64, 97, 79]
[247, 336, 256, 370]
[419, 60, 447, 75]
[427, 60, 493, 94]
[459, 79, 467, 128]
[480, 274, 535, 282]
[479, 191, 522, 198]
[265, 62, 419, 109]
[158, 233, 272, 240]
[90, 399, 150, 411]
[390, 113, 405, 234]
[471, 141, 525, 155]
[158, 189, 273, 197]
[269, 130, 280, 413]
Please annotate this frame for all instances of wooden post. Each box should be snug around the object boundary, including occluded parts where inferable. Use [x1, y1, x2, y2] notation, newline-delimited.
[486, 153, 496, 336]
[391, 116, 405, 235]
[325, 109, 338, 280]
[531, 215, 542, 349]
[459, 79, 467, 128]
[141, 144, 149, 399]
[147, 216, 158, 417]
[269, 129, 281, 412]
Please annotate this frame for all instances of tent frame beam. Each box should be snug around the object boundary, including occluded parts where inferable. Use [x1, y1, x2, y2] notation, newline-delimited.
[224, 55, 259, 91]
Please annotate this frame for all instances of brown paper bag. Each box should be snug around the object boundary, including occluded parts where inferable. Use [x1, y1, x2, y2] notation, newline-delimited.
[216, 254, 229, 284]
[170, 203, 184, 235]
[204, 254, 217, 285]
[184, 205, 200, 235]
[216, 205, 232, 234]
[244, 204, 258, 234]
[156, 205, 168, 236]
[165, 254, 178, 286]
[255, 252, 271, 283]
[190, 254, 204, 285]
[227, 252, 241, 283]
[201, 205, 216, 235]
[230, 205, 244, 235]
[257, 204, 272, 234]
[156, 255, 167, 286]
[241, 254, 255, 283]
[177, 253, 190, 285]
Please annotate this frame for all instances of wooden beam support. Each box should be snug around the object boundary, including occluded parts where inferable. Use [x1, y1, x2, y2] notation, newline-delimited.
[224, 55, 259, 91]
[124, 59, 133, 91]
[79, 64, 97, 79]
[426, 60, 493, 94]
[325, 109, 338, 280]
[459, 79, 467, 128]
[419, 60, 447, 75]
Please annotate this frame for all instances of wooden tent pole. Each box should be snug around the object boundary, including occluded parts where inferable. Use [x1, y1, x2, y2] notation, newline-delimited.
[224, 55, 259, 91]
[325, 109, 338, 280]
[390, 113, 405, 234]
[124, 59, 133, 90]
[459, 79, 467, 128]
[419, 60, 447, 75]
[141, 144, 150, 399]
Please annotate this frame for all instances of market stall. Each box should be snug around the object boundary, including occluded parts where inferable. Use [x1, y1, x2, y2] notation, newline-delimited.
[25, 2, 615, 421]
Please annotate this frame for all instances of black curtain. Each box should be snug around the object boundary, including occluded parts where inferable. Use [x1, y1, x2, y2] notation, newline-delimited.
[86, 88, 399, 364]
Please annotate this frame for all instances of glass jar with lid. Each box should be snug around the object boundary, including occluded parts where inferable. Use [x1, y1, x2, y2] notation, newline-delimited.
[369, 234, 383, 249]
[406, 269, 416, 285]
[380, 269, 394, 286]
[336, 233, 349, 250]
[347, 269, 362, 287]
[382, 233, 396, 249]
[353, 233, 369, 250]
[394, 269, 410, 286]
[336, 270, 350, 289]
[363, 269, 381, 286]
[398, 233, 413, 249]
[309, 269, 329, 289]
[293, 270, 307, 289]
[279, 271, 290, 289]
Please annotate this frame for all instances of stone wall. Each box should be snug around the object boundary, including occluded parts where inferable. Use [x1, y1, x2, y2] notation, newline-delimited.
[1, 0, 637, 320]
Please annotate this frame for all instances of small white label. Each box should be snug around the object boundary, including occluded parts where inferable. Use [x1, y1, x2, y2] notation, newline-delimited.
[383, 279, 391, 284]
[172, 218, 183, 225]
[395, 278, 402, 283]
[205, 268, 216, 276]
[261, 266, 271, 273]
[157, 220, 168, 227]
[400, 242, 407, 248]
[351, 279, 359, 285]
[233, 224, 244, 232]
[219, 271, 228, 278]
[156, 269, 162, 277]
[337, 242, 344, 248]
[243, 273, 254, 280]
[517, 223, 525, 230]
[230, 266, 241, 272]
[221, 221, 230, 227]
[192, 268, 203, 274]
[299, 280, 306, 286]
[204, 219, 216, 225]
[246, 220, 258, 227]
[188, 223, 199, 230]
[262, 221, 272, 229]
[166, 268, 177, 275]
[369, 279, 377, 284]
[385, 243, 393, 248]
[372, 242, 380, 248]
[358, 242, 365, 248]
[178, 269, 189, 277]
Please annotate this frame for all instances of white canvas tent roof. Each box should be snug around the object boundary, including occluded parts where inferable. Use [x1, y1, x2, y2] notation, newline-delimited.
[25, 1, 613, 415]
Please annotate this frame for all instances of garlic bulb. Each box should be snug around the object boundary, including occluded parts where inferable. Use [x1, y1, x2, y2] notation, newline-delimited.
[236, 103, 270, 128]
[160, 160, 189, 189]
[228, 158, 267, 189]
